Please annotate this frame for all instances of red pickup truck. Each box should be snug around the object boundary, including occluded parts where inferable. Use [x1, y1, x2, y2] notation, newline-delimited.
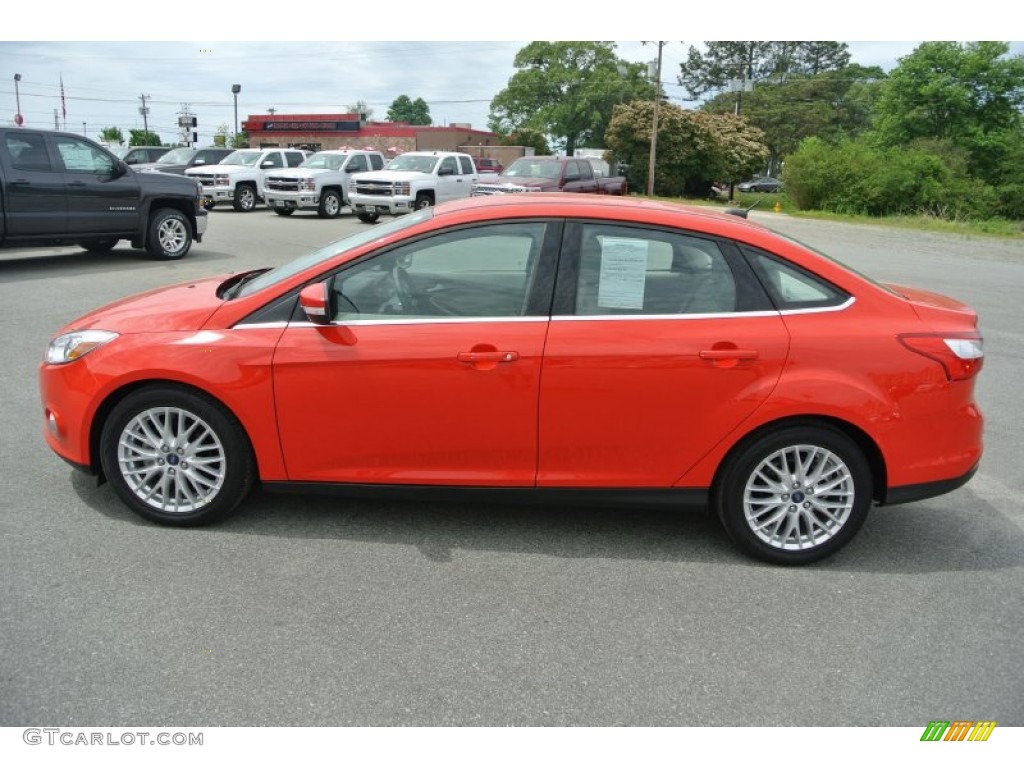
[471, 156, 628, 196]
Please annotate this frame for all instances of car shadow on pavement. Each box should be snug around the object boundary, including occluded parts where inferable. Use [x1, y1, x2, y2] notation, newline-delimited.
[70, 472, 1024, 575]
[0, 246, 246, 283]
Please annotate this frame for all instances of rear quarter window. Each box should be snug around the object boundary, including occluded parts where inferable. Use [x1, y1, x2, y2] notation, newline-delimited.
[741, 245, 850, 310]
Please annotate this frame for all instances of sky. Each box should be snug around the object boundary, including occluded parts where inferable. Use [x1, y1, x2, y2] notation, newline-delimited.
[1, 3, 1017, 146]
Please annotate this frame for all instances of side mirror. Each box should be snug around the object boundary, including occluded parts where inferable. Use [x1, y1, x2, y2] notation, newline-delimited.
[438, 166, 453, 176]
[298, 283, 330, 325]
[261, 160, 275, 168]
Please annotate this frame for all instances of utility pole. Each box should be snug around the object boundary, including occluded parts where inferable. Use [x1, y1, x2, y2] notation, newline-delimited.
[138, 93, 150, 135]
[82, 121, 86, 136]
[177, 103, 197, 147]
[53, 109, 59, 130]
[646, 41, 665, 197]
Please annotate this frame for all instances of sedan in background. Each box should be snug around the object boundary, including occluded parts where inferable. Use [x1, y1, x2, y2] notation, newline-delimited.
[738, 177, 784, 193]
[39, 196, 983, 565]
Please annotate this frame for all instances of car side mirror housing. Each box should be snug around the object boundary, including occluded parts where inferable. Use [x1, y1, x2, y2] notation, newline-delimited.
[298, 283, 330, 325]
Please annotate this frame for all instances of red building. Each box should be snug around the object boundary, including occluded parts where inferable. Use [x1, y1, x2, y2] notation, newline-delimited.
[241, 113, 502, 157]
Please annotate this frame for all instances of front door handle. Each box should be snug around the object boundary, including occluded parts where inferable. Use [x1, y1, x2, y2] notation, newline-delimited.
[68, 180, 86, 188]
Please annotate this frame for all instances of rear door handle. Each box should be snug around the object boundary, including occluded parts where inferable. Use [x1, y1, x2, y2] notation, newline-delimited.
[458, 351, 519, 363]
[699, 348, 759, 361]
[68, 180, 86, 188]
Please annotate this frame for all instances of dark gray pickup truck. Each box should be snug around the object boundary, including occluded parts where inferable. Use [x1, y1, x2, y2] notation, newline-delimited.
[0, 128, 207, 260]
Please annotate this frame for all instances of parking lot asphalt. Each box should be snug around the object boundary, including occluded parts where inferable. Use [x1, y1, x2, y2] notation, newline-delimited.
[1, 204, 1022, 726]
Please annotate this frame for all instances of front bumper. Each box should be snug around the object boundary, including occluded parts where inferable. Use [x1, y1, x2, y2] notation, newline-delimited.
[266, 192, 319, 211]
[349, 193, 413, 216]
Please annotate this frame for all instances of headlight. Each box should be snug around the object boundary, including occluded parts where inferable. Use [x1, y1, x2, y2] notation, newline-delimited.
[395, 182, 410, 195]
[214, 174, 230, 186]
[299, 178, 316, 192]
[45, 330, 119, 365]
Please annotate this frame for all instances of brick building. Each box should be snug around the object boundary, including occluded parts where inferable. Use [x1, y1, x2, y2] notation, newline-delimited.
[240, 113, 506, 159]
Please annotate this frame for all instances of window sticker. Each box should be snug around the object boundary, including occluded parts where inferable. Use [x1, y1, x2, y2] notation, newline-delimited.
[597, 237, 649, 309]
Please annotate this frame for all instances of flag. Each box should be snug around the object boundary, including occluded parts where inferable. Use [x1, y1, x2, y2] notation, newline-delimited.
[60, 74, 66, 121]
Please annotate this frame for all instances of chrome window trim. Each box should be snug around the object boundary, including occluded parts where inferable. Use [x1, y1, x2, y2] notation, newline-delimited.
[233, 298, 855, 329]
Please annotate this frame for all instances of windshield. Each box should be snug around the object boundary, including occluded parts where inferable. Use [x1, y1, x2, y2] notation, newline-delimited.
[235, 208, 435, 299]
[384, 155, 439, 174]
[301, 153, 346, 171]
[503, 159, 561, 179]
[221, 150, 261, 166]
[157, 148, 195, 164]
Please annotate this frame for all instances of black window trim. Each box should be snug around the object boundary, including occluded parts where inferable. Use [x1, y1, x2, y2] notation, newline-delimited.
[738, 243, 852, 312]
[551, 218, 776, 318]
[234, 217, 566, 328]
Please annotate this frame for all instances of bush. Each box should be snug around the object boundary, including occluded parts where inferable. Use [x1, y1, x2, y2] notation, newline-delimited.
[783, 136, 1008, 221]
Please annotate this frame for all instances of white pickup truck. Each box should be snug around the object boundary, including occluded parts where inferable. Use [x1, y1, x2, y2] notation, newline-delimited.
[263, 149, 386, 218]
[348, 151, 480, 223]
[185, 147, 310, 212]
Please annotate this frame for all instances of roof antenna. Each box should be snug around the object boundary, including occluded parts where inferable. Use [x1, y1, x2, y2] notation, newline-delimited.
[724, 199, 761, 219]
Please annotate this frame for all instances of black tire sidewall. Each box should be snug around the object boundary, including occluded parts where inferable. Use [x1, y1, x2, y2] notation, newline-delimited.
[99, 386, 255, 526]
[715, 425, 873, 565]
[147, 208, 191, 260]
[233, 184, 256, 212]
[319, 190, 341, 218]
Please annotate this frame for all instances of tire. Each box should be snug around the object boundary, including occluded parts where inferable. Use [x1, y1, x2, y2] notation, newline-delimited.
[99, 386, 256, 526]
[202, 202, 216, 211]
[274, 208, 295, 217]
[357, 212, 379, 224]
[714, 424, 873, 565]
[318, 189, 342, 218]
[413, 193, 433, 210]
[80, 238, 119, 253]
[232, 184, 257, 212]
[146, 208, 192, 260]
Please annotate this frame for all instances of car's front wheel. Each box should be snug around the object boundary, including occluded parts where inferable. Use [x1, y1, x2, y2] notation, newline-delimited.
[233, 184, 257, 212]
[715, 424, 872, 565]
[146, 208, 192, 260]
[318, 190, 342, 218]
[99, 386, 255, 526]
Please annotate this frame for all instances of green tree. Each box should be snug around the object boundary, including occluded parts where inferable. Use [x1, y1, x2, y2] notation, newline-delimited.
[872, 41, 1024, 184]
[347, 100, 374, 121]
[677, 41, 851, 100]
[213, 123, 230, 147]
[489, 41, 655, 156]
[230, 130, 249, 149]
[129, 129, 162, 146]
[99, 126, 124, 144]
[701, 64, 885, 175]
[501, 128, 551, 156]
[387, 95, 431, 125]
[605, 100, 768, 196]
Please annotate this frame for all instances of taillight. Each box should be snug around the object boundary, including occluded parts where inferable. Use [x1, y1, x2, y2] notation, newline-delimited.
[899, 333, 984, 381]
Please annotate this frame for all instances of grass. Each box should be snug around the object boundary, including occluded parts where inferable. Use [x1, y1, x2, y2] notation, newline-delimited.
[650, 192, 1024, 239]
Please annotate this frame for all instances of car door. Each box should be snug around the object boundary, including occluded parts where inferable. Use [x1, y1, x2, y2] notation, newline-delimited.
[434, 156, 462, 203]
[537, 220, 790, 488]
[272, 220, 560, 486]
[0, 131, 67, 237]
[53, 134, 139, 235]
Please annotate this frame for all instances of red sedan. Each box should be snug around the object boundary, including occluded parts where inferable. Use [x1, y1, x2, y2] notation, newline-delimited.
[39, 196, 984, 564]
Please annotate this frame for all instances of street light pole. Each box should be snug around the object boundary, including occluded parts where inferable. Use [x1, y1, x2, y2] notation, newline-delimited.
[231, 84, 241, 143]
[646, 42, 665, 197]
[13, 73, 22, 125]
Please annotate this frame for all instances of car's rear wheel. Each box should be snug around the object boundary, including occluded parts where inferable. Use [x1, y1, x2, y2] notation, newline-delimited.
[318, 189, 342, 218]
[99, 386, 255, 526]
[715, 424, 872, 565]
[202, 202, 216, 211]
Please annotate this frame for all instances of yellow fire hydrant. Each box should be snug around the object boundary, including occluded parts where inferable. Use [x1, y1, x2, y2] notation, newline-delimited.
[773, 201, 783, 213]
